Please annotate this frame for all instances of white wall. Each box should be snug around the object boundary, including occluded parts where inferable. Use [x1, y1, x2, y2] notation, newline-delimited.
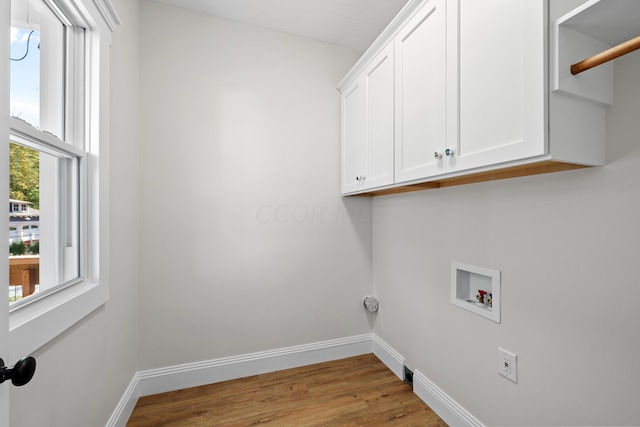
[9, 0, 141, 425]
[138, 0, 371, 370]
[371, 1, 640, 425]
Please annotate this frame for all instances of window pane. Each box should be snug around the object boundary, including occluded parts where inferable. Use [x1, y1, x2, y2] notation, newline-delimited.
[9, 140, 80, 305]
[9, 143, 40, 303]
[10, 27, 39, 126]
[10, 0, 65, 137]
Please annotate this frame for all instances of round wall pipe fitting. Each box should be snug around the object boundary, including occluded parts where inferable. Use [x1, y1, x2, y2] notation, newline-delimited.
[363, 296, 379, 312]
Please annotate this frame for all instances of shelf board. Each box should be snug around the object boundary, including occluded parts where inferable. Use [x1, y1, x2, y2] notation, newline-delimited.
[559, 0, 640, 46]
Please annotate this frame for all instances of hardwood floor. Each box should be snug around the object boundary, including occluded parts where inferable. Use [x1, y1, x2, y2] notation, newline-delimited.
[127, 353, 448, 426]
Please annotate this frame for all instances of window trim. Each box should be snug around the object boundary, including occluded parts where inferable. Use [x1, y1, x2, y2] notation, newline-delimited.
[7, 0, 120, 362]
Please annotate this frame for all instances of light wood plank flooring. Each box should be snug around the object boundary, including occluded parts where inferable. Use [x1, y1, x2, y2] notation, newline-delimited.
[127, 353, 448, 426]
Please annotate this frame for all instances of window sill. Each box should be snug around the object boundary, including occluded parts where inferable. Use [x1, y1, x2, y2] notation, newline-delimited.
[9, 280, 109, 361]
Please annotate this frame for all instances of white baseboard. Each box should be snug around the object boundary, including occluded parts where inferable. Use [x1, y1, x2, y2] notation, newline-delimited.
[413, 369, 484, 427]
[106, 375, 141, 427]
[106, 333, 482, 427]
[371, 336, 484, 427]
[371, 334, 405, 379]
[106, 333, 373, 427]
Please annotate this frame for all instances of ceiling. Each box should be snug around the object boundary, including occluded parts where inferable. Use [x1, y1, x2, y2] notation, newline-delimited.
[151, 0, 411, 51]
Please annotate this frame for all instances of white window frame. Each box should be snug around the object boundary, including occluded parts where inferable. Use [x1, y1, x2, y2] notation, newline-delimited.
[6, 0, 120, 362]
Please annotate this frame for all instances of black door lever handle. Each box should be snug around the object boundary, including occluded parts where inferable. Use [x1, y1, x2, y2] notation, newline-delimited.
[0, 357, 36, 387]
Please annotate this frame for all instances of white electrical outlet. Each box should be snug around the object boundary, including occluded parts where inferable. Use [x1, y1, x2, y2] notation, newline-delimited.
[498, 347, 518, 383]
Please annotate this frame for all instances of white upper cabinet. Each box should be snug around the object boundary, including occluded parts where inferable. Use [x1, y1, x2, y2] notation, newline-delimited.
[341, 44, 395, 194]
[447, 0, 546, 174]
[338, 0, 608, 196]
[394, 0, 447, 183]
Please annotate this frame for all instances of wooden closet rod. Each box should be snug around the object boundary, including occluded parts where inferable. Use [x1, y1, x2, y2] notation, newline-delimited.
[571, 34, 640, 75]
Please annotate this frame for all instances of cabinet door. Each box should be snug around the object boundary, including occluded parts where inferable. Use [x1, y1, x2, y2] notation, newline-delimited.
[362, 43, 394, 190]
[448, 0, 546, 173]
[394, 0, 447, 183]
[342, 79, 366, 194]
[341, 46, 394, 194]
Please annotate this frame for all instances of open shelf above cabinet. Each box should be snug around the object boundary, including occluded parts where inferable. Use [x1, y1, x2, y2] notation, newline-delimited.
[553, 0, 640, 105]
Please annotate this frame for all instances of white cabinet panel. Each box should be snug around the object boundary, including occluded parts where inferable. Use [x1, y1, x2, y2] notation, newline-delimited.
[342, 80, 366, 194]
[394, 0, 447, 183]
[365, 45, 395, 188]
[449, 0, 546, 173]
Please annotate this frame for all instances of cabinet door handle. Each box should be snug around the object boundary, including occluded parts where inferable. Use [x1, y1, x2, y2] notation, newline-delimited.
[356, 175, 365, 182]
[445, 148, 455, 156]
[434, 152, 443, 159]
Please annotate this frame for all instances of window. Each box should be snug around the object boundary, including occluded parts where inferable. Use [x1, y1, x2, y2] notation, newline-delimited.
[9, 129, 82, 304]
[9, 0, 84, 307]
[5, 0, 119, 361]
